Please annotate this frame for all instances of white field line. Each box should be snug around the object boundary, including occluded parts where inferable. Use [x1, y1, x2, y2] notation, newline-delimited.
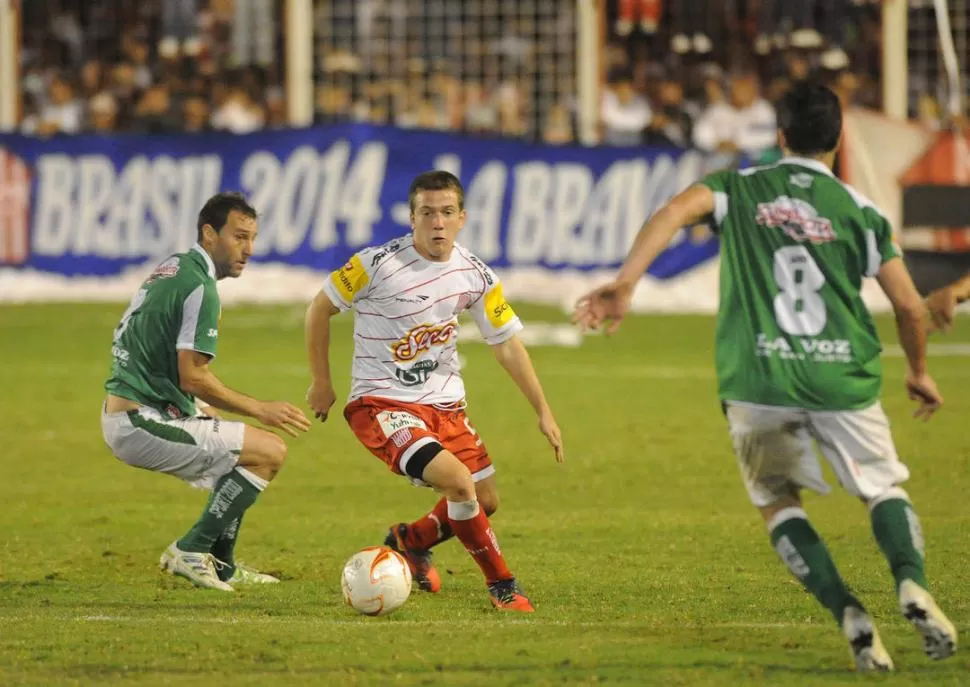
[44, 615, 801, 630]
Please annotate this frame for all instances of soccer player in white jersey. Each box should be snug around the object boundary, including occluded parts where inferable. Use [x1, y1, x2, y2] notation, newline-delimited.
[305, 171, 564, 612]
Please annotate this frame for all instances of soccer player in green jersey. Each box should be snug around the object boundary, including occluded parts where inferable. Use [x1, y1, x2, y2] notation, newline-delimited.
[574, 84, 956, 671]
[102, 192, 311, 591]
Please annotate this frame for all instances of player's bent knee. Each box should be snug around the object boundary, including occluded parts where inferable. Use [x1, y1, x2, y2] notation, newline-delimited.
[266, 432, 287, 471]
[240, 427, 287, 477]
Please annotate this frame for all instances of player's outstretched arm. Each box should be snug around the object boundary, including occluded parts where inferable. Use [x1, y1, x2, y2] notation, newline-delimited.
[491, 335, 564, 463]
[877, 257, 942, 420]
[305, 288, 341, 422]
[178, 350, 311, 436]
[926, 271, 970, 333]
[573, 184, 715, 334]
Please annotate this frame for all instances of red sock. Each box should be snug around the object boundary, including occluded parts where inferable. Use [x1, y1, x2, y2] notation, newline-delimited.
[405, 498, 452, 550]
[449, 504, 512, 584]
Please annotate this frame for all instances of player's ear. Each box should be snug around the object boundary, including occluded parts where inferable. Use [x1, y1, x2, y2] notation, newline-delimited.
[201, 223, 218, 244]
[776, 129, 786, 150]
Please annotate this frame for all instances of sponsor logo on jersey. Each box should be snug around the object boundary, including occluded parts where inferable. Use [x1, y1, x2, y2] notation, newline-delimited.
[391, 321, 457, 361]
[466, 253, 494, 285]
[145, 256, 181, 284]
[330, 254, 370, 300]
[755, 196, 836, 245]
[394, 294, 430, 304]
[395, 359, 439, 386]
[376, 410, 427, 438]
[370, 238, 406, 267]
[483, 283, 515, 328]
[111, 345, 130, 366]
[789, 173, 814, 189]
[0, 148, 31, 266]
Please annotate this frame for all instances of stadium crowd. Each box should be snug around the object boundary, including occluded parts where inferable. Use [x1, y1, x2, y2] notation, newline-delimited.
[15, 0, 947, 152]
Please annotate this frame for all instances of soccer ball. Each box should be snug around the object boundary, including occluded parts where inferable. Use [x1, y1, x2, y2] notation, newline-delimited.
[341, 546, 412, 616]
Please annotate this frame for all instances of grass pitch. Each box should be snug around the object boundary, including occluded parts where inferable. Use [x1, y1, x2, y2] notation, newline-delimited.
[2, 303, 968, 685]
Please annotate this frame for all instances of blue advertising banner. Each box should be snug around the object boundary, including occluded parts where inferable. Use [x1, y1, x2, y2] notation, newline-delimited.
[0, 124, 725, 278]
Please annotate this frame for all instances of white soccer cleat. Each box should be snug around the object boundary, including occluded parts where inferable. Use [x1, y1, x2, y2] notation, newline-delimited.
[899, 579, 957, 660]
[159, 542, 234, 592]
[842, 606, 894, 672]
[226, 563, 280, 585]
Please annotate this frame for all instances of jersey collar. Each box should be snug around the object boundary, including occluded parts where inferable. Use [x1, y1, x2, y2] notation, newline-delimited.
[780, 156, 835, 178]
[191, 243, 217, 279]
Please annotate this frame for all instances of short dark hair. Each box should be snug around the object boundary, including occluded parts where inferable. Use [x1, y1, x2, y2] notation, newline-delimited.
[777, 83, 842, 156]
[408, 171, 464, 214]
[196, 192, 258, 241]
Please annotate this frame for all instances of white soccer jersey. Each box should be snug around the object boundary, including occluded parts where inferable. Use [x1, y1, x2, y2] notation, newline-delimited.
[321, 234, 523, 405]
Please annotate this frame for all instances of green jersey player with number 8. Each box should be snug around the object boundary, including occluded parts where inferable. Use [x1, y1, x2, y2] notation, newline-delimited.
[574, 83, 956, 672]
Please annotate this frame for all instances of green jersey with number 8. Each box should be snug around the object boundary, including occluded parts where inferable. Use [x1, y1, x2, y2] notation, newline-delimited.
[104, 245, 221, 419]
[701, 157, 900, 411]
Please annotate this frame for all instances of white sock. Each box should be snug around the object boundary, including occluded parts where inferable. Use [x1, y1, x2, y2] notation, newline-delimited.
[235, 466, 268, 491]
[446, 499, 480, 521]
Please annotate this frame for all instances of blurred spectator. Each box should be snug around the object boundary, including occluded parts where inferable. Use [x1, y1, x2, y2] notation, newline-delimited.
[134, 84, 179, 134]
[212, 79, 267, 133]
[182, 96, 212, 133]
[756, 0, 824, 55]
[160, 0, 201, 59]
[693, 72, 776, 159]
[38, 74, 83, 135]
[89, 92, 119, 133]
[233, 0, 276, 68]
[600, 68, 652, 146]
[463, 81, 498, 135]
[542, 103, 575, 145]
[315, 83, 352, 125]
[80, 60, 105, 101]
[644, 75, 692, 147]
[123, 37, 155, 91]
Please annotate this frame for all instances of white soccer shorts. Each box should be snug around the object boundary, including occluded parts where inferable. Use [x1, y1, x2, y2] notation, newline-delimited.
[101, 404, 245, 490]
[725, 400, 910, 507]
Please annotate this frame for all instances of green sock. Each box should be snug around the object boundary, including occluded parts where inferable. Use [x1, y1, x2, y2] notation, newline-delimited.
[211, 516, 243, 581]
[871, 496, 928, 592]
[769, 508, 861, 624]
[178, 469, 263, 554]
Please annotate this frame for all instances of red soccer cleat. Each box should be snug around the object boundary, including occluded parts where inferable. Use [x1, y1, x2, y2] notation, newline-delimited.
[384, 523, 442, 593]
[488, 578, 535, 612]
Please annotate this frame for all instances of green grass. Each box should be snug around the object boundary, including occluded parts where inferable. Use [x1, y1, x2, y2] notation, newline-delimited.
[2, 303, 969, 686]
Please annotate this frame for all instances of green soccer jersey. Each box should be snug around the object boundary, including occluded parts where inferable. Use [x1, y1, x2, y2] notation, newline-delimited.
[701, 157, 900, 410]
[104, 245, 221, 418]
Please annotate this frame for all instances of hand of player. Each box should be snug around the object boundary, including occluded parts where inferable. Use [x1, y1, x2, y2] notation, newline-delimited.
[572, 281, 635, 335]
[306, 382, 337, 422]
[255, 400, 312, 437]
[925, 285, 958, 333]
[538, 409, 564, 463]
[905, 372, 943, 421]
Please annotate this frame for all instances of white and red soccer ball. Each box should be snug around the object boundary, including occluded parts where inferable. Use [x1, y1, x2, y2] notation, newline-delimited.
[341, 546, 412, 616]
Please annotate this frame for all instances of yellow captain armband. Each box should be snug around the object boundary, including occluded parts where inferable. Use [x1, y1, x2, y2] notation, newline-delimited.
[330, 254, 370, 300]
[484, 282, 515, 328]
